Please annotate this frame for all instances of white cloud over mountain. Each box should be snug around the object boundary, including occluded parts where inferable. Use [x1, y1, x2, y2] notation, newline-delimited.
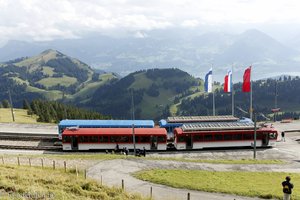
[1, 0, 300, 45]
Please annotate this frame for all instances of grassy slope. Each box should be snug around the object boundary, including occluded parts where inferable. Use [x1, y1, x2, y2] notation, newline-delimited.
[134, 169, 300, 199]
[71, 73, 116, 102]
[26, 85, 64, 100]
[0, 108, 39, 123]
[10, 154, 283, 164]
[170, 80, 204, 116]
[0, 164, 145, 200]
[37, 75, 77, 88]
[129, 72, 201, 118]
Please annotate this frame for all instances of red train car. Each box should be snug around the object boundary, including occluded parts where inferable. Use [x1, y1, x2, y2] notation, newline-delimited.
[174, 122, 278, 150]
[62, 127, 167, 151]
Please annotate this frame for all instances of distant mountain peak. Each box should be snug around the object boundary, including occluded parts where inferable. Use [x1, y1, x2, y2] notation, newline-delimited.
[41, 49, 64, 57]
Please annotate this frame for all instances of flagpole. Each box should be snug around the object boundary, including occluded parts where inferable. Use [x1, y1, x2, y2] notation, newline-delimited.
[250, 66, 253, 120]
[212, 66, 215, 116]
[231, 65, 234, 116]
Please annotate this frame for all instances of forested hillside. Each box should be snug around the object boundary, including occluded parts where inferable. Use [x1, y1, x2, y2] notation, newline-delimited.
[86, 68, 199, 120]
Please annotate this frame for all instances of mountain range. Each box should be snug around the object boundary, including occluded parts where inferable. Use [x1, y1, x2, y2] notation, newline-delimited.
[1, 29, 300, 81]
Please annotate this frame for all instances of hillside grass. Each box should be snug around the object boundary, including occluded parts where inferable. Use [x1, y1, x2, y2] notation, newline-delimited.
[71, 73, 116, 101]
[9, 77, 29, 85]
[134, 169, 300, 199]
[139, 89, 175, 119]
[37, 75, 77, 88]
[0, 164, 145, 200]
[129, 72, 201, 118]
[26, 86, 65, 100]
[11, 153, 283, 165]
[130, 73, 152, 89]
[42, 66, 55, 76]
[0, 108, 39, 123]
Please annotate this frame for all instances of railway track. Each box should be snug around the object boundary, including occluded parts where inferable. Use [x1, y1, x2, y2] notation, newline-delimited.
[0, 145, 62, 151]
[0, 132, 58, 140]
[0, 131, 61, 151]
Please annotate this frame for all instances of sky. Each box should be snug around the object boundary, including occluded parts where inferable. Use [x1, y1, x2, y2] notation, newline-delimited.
[1, 0, 300, 46]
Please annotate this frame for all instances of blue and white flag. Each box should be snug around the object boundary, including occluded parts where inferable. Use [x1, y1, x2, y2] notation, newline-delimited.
[204, 68, 213, 93]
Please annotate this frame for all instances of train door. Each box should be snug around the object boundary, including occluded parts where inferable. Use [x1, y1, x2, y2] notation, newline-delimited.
[186, 135, 193, 149]
[71, 136, 78, 150]
[262, 133, 269, 146]
[151, 136, 158, 150]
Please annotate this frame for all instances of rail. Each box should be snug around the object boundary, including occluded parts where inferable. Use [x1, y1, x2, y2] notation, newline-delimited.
[0, 145, 62, 151]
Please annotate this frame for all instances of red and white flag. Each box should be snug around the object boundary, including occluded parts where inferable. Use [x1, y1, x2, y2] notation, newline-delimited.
[224, 70, 232, 93]
[242, 66, 251, 92]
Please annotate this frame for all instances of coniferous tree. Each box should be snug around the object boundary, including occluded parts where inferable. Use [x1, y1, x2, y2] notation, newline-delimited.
[2, 100, 10, 108]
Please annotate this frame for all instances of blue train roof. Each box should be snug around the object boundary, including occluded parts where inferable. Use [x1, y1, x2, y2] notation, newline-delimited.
[159, 119, 183, 127]
[59, 120, 155, 127]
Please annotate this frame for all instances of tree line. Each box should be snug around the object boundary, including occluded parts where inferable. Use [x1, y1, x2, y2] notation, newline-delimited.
[22, 99, 110, 123]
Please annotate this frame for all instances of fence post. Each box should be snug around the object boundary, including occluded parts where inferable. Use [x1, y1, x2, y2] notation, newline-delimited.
[101, 175, 102, 185]
[64, 161, 66, 172]
[84, 169, 87, 179]
[122, 179, 124, 190]
[150, 186, 152, 199]
[53, 160, 55, 170]
[2, 156, 4, 164]
[41, 158, 44, 168]
[76, 165, 78, 177]
[17, 157, 20, 166]
[187, 192, 190, 200]
[29, 158, 31, 167]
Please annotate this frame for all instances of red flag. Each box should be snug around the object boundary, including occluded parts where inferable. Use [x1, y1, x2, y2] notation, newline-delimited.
[242, 66, 251, 92]
[224, 74, 228, 92]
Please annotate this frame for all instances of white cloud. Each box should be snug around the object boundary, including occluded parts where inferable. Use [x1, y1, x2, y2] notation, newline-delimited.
[1, 0, 300, 43]
[181, 20, 199, 28]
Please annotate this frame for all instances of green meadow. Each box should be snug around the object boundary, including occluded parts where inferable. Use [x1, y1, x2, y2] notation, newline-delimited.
[134, 169, 300, 199]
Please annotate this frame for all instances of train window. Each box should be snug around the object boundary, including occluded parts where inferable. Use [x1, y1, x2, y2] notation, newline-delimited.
[193, 135, 202, 141]
[214, 134, 223, 141]
[118, 136, 130, 143]
[89, 136, 98, 143]
[178, 136, 185, 142]
[79, 136, 89, 143]
[110, 136, 118, 143]
[204, 134, 213, 141]
[232, 134, 242, 140]
[158, 136, 166, 143]
[99, 136, 109, 142]
[243, 134, 253, 140]
[224, 134, 232, 140]
[140, 136, 150, 143]
[63, 136, 71, 143]
[134, 136, 139, 143]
